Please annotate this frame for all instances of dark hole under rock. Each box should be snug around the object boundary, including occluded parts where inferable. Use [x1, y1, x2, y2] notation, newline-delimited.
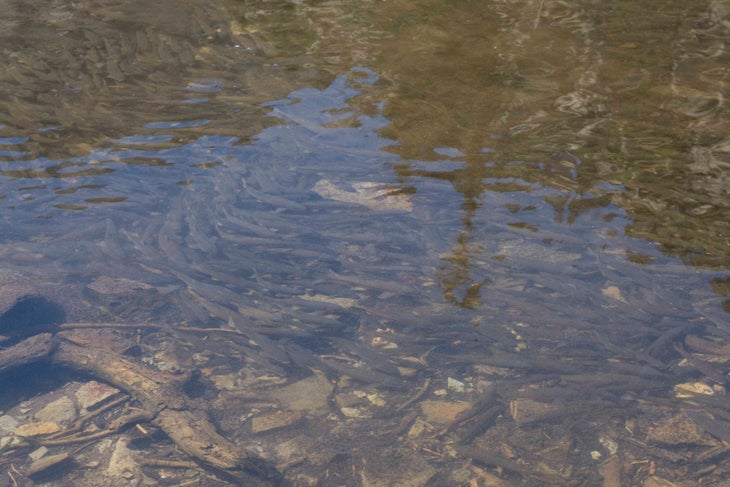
[0, 295, 66, 345]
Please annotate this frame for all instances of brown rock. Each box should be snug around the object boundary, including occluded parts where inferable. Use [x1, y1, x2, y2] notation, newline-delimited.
[509, 398, 564, 425]
[251, 410, 302, 434]
[75, 380, 120, 411]
[599, 455, 623, 487]
[420, 400, 471, 425]
[646, 414, 706, 446]
[360, 447, 436, 487]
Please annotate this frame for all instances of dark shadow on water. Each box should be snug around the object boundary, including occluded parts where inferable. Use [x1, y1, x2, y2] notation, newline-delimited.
[0, 362, 82, 411]
[0, 295, 66, 331]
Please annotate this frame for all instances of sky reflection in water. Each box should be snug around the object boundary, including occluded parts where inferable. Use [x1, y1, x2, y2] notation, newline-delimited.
[1, 65, 722, 339]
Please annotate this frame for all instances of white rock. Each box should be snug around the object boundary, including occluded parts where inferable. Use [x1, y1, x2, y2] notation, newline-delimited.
[29, 446, 48, 461]
[313, 179, 413, 212]
[599, 435, 619, 455]
[447, 377, 465, 392]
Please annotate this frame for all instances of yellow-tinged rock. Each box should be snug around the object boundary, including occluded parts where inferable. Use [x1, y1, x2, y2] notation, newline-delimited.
[15, 422, 61, 437]
[674, 382, 715, 398]
[602, 285, 625, 302]
[366, 392, 386, 406]
[297, 293, 358, 309]
[341, 407, 369, 418]
[407, 419, 429, 438]
[397, 366, 418, 377]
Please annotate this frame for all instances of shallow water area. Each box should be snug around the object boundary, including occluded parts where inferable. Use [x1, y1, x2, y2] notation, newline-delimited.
[0, 0, 729, 485]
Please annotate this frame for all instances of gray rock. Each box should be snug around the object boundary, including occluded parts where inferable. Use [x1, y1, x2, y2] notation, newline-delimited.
[360, 447, 436, 487]
[27, 452, 70, 476]
[35, 396, 77, 425]
[270, 371, 333, 415]
[0, 414, 18, 434]
[107, 437, 140, 481]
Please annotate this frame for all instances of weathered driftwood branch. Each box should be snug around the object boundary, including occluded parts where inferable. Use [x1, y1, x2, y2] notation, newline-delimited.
[0, 329, 282, 484]
[42, 410, 153, 446]
[50, 339, 243, 471]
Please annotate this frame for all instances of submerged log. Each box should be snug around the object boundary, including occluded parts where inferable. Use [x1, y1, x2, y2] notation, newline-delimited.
[0, 329, 281, 484]
[55, 337, 284, 483]
[50, 338, 248, 472]
[0, 333, 57, 374]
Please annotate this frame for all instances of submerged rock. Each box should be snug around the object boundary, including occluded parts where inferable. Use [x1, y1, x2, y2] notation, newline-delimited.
[313, 179, 413, 212]
[107, 438, 141, 481]
[509, 398, 564, 425]
[26, 452, 70, 477]
[420, 400, 471, 425]
[251, 410, 303, 433]
[75, 380, 120, 412]
[0, 414, 18, 434]
[34, 396, 77, 425]
[646, 414, 708, 446]
[15, 421, 61, 437]
[270, 371, 333, 414]
[360, 447, 436, 487]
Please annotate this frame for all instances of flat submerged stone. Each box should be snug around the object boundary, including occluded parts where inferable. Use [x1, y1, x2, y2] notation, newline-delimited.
[15, 421, 61, 437]
[75, 380, 120, 411]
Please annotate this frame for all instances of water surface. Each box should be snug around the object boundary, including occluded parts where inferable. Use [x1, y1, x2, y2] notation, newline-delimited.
[0, 0, 729, 485]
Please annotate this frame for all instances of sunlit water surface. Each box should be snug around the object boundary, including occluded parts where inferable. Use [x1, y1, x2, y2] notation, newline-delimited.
[0, 0, 728, 485]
